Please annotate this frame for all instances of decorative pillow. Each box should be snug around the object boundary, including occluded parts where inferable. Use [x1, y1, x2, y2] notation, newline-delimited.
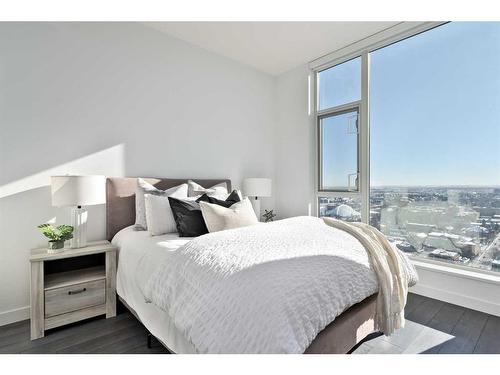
[135, 178, 188, 230]
[144, 194, 179, 236]
[199, 198, 259, 233]
[168, 197, 208, 237]
[168, 192, 241, 237]
[187, 180, 228, 198]
[196, 189, 241, 208]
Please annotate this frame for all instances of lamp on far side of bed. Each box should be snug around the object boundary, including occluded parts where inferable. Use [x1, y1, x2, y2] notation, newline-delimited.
[243, 178, 271, 221]
[51, 175, 106, 248]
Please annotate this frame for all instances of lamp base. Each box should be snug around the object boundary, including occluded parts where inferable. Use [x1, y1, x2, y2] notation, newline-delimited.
[70, 206, 88, 248]
[249, 197, 261, 221]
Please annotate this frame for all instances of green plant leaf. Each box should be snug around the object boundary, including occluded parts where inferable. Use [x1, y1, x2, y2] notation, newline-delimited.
[37, 224, 58, 240]
[37, 223, 73, 241]
[56, 225, 74, 241]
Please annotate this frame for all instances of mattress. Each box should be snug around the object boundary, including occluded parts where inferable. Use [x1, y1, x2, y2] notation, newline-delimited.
[112, 225, 387, 353]
[112, 226, 197, 353]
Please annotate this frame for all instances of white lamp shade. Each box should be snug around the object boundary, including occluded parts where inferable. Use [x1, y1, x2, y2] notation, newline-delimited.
[51, 175, 106, 207]
[243, 178, 272, 197]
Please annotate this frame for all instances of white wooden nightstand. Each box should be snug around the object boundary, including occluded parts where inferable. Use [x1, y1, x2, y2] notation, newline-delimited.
[29, 241, 118, 340]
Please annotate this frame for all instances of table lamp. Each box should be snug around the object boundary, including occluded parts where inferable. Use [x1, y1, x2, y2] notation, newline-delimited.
[51, 175, 106, 248]
[243, 178, 272, 220]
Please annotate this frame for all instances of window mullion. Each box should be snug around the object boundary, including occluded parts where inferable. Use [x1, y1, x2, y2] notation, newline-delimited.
[317, 100, 361, 118]
[360, 52, 370, 224]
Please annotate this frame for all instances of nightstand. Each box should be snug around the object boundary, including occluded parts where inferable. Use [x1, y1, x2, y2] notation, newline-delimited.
[29, 241, 117, 340]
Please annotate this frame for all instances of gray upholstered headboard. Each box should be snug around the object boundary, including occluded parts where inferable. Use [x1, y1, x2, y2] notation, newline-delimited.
[106, 177, 231, 240]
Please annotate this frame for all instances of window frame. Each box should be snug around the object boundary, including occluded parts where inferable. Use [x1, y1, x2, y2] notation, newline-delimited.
[312, 22, 446, 223]
[317, 104, 361, 193]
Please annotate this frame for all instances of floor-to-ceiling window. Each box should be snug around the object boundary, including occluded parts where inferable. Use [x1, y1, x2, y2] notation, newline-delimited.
[316, 57, 365, 223]
[370, 22, 500, 273]
[316, 22, 500, 273]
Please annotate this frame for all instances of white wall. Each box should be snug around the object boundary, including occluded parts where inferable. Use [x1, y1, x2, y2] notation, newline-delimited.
[274, 64, 315, 219]
[0, 22, 277, 325]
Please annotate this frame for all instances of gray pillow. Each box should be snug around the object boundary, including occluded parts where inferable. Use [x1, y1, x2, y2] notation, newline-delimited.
[135, 178, 188, 230]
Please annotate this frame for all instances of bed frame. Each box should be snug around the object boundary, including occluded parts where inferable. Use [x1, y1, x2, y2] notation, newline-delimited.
[106, 177, 378, 354]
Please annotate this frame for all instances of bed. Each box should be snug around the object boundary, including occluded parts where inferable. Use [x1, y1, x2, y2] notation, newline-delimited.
[106, 177, 382, 354]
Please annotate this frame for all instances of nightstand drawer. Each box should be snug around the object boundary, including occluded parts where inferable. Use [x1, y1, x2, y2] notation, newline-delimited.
[45, 279, 105, 317]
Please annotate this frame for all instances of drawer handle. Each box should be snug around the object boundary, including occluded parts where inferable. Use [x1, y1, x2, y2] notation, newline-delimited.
[68, 288, 87, 295]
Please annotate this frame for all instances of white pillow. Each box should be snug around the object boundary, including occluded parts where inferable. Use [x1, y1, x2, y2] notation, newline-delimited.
[235, 189, 243, 200]
[144, 194, 177, 236]
[187, 180, 228, 198]
[135, 178, 188, 230]
[199, 198, 259, 233]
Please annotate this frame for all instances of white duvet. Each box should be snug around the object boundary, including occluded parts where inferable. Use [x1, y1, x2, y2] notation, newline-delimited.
[142, 216, 417, 353]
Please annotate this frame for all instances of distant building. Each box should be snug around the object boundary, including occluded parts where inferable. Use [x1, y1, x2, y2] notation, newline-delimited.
[406, 222, 436, 234]
[492, 259, 500, 270]
[429, 249, 461, 261]
[332, 204, 361, 221]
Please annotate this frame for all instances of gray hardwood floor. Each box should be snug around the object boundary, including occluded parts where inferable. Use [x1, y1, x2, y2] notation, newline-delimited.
[352, 293, 500, 354]
[0, 293, 498, 354]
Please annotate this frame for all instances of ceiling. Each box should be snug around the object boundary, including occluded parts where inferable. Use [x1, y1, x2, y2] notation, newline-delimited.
[144, 22, 400, 75]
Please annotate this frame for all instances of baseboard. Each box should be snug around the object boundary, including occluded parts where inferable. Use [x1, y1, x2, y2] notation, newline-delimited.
[0, 306, 30, 326]
[411, 283, 500, 317]
[411, 262, 500, 317]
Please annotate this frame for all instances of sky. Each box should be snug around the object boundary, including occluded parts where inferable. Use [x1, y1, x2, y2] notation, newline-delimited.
[321, 22, 500, 188]
[321, 110, 358, 189]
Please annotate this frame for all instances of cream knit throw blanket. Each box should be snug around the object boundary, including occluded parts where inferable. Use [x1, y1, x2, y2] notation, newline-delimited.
[323, 217, 408, 335]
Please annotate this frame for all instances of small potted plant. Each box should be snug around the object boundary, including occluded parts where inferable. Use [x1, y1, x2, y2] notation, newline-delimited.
[262, 209, 277, 223]
[37, 224, 74, 251]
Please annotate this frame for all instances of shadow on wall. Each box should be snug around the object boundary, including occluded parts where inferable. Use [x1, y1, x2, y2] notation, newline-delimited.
[0, 144, 126, 324]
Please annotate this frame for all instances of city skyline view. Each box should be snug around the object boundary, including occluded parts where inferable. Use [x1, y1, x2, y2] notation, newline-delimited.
[320, 185, 500, 273]
[318, 22, 500, 274]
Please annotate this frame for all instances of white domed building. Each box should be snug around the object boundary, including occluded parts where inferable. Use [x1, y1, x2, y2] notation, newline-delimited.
[334, 204, 361, 221]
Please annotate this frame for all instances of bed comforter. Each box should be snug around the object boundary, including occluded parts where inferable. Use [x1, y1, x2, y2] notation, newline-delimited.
[142, 216, 417, 353]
